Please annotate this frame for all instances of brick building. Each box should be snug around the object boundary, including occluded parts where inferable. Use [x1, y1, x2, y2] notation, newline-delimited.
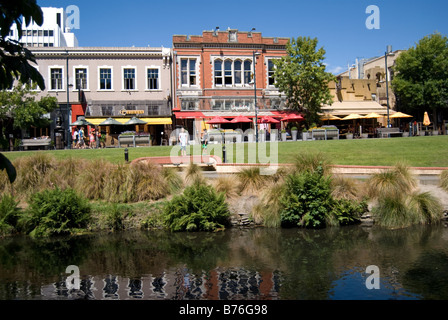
[172, 28, 292, 141]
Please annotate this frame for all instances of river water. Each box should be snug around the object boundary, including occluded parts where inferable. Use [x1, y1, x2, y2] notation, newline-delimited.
[0, 224, 447, 300]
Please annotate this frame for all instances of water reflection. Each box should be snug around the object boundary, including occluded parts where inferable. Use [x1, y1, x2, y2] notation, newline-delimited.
[0, 225, 447, 300]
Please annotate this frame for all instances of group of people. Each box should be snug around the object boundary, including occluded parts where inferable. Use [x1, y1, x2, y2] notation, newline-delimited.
[72, 127, 104, 149]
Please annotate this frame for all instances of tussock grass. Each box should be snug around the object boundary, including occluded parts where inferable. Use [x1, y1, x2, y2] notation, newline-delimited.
[250, 181, 285, 228]
[439, 170, 448, 192]
[183, 163, 207, 186]
[367, 163, 417, 200]
[213, 175, 239, 199]
[292, 152, 332, 176]
[368, 163, 443, 228]
[331, 175, 366, 202]
[236, 167, 267, 195]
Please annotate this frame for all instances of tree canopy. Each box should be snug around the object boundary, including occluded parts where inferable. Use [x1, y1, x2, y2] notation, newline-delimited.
[0, 83, 58, 130]
[273, 36, 335, 127]
[0, 0, 45, 90]
[392, 32, 448, 128]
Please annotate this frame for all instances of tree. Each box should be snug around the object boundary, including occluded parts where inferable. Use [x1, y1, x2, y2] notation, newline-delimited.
[0, 0, 45, 184]
[273, 36, 335, 127]
[392, 33, 448, 130]
[0, 83, 58, 132]
[0, 0, 45, 90]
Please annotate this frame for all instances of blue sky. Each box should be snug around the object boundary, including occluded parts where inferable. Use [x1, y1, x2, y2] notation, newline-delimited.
[37, 0, 448, 74]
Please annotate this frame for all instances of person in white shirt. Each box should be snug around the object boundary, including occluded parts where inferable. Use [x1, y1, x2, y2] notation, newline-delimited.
[179, 128, 188, 156]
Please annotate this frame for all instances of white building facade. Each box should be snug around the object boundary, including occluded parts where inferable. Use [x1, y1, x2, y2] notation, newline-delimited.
[7, 7, 78, 47]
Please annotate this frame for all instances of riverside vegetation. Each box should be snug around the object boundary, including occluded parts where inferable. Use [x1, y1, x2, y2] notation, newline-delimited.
[0, 152, 446, 238]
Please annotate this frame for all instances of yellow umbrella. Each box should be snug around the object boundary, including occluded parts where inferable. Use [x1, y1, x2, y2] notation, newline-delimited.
[342, 113, 364, 120]
[390, 112, 412, 119]
[320, 113, 341, 120]
[362, 112, 383, 119]
[423, 112, 431, 126]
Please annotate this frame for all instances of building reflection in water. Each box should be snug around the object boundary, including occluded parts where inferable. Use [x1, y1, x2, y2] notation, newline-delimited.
[39, 267, 281, 300]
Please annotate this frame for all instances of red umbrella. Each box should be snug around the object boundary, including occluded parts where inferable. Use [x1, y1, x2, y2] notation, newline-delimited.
[258, 116, 280, 124]
[230, 115, 252, 123]
[206, 116, 231, 124]
[281, 113, 305, 122]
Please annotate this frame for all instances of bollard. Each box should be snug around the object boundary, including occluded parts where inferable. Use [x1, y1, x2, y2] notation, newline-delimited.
[124, 148, 129, 162]
[221, 132, 226, 163]
[222, 144, 226, 163]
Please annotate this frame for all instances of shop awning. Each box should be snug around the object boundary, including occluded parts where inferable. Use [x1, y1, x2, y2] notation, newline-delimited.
[140, 117, 172, 125]
[174, 111, 205, 119]
[86, 117, 171, 125]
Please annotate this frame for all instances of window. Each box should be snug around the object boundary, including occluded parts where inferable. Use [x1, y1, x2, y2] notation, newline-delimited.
[224, 60, 233, 85]
[99, 68, 112, 90]
[148, 105, 160, 115]
[123, 68, 136, 90]
[268, 60, 276, 86]
[244, 60, 252, 84]
[180, 58, 197, 86]
[75, 68, 87, 90]
[214, 60, 223, 86]
[234, 60, 242, 85]
[50, 68, 63, 90]
[147, 68, 159, 90]
[181, 100, 198, 110]
[101, 105, 114, 116]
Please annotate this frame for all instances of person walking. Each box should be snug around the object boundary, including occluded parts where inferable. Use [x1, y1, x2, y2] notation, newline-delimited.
[79, 127, 85, 149]
[179, 128, 188, 156]
[89, 129, 96, 149]
[201, 129, 208, 154]
[72, 128, 79, 149]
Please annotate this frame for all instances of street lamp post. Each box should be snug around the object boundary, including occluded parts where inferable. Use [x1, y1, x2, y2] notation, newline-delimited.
[253, 51, 261, 142]
[384, 45, 394, 128]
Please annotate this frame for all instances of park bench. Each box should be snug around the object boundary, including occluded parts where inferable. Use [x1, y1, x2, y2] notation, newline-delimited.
[377, 128, 403, 138]
[21, 138, 52, 150]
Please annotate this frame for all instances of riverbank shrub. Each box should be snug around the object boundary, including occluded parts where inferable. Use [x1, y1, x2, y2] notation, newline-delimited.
[163, 184, 230, 232]
[280, 168, 333, 228]
[21, 187, 91, 238]
[0, 194, 20, 237]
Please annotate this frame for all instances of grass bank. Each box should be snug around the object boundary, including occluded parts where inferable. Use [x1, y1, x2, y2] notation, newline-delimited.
[3, 135, 448, 167]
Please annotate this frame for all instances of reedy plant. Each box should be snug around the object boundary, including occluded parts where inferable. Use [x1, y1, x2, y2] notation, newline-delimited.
[439, 170, 448, 192]
[236, 167, 267, 195]
[368, 163, 443, 228]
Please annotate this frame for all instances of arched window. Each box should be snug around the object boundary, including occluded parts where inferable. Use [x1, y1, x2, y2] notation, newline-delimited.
[244, 60, 252, 84]
[234, 60, 242, 85]
[214, 60, 223, 85]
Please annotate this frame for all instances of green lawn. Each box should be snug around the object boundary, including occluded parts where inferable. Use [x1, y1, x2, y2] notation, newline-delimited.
[3, 135, 448, 167]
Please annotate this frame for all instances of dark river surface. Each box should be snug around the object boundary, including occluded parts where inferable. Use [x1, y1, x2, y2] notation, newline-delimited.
[1, 224, 447, 300]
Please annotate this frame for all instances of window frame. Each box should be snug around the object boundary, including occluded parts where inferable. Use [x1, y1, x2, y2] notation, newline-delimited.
[98, 66, 113, 91]
[48, 66, 64, 91]
[179, 57, 199, 88]
[122, 66, 137, 91]
[73, 66, 89, 91]
[146, 66, 161, 91]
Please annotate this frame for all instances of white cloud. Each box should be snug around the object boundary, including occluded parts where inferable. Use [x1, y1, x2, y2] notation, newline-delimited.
[328, 65, 344, 75]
